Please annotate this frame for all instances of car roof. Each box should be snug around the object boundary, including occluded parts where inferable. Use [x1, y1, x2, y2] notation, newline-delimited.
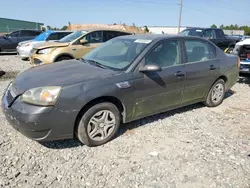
[76, 28, 134, 34]
[117, 34, 203, 41]
[184, 27, 222, 30]
[45, 30, 73, 33]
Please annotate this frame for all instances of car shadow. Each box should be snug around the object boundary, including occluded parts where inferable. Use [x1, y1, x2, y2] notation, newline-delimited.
[40, 91, 235, 150]
[238, 74, 250, 85]
[0, 52, 17, 55]
[40, 139, 83, 149]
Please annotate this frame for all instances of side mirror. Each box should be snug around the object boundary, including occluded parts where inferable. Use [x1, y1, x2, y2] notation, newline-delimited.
[139, 64, 162, 73]
[80, 39, 88, 44]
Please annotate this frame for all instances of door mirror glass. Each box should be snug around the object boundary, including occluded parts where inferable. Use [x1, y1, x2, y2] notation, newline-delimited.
[80, 39, 88, 44]
[139, 64, 162, 73]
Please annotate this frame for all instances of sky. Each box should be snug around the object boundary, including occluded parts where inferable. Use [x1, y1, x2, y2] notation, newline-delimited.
[1, 0, 250, 28]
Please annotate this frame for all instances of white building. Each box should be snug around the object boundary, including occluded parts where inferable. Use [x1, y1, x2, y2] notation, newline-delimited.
[142, 26, 193, 34]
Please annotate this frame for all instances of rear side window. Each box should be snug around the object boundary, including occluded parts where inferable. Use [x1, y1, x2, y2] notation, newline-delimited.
[185, 40, 217, 63]
[20, 30, 38, 37]
[58, 32, 71, 39]
[83, 31, 103, 43]
[215, 29, 224, 39]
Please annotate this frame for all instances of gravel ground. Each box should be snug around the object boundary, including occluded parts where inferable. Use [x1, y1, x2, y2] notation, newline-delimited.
[0, 55, 250, 188]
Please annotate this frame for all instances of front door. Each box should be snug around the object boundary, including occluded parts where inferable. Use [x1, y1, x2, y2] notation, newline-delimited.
[182, 39, 220, 104]
[3, 31, 20, 51]
[133, 40, 185, 119]
[71, 31, 104, 59]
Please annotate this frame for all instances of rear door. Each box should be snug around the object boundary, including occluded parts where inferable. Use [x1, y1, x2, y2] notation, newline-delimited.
[182, 39, 220, 104]
[71, 31, 104, 58]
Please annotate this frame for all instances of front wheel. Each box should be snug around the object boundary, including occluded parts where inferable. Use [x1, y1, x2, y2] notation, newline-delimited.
[204, 79, 226, 107]
[55, 56, 72, 62]
[76, 102, 121, 147]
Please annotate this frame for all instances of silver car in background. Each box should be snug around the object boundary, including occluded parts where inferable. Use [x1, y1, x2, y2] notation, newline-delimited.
[17, 30, 72, 60]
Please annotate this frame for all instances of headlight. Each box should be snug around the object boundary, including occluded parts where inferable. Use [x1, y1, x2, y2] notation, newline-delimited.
[21, 86, 62, 106]
[24, 43, 30, 47]
[37, 48, 53, 54]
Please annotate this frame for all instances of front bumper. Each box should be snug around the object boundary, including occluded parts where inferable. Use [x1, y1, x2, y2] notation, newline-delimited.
[30, 53, 54, 66]
[17, 46, 31, 58]
[1, 85, 79, 142]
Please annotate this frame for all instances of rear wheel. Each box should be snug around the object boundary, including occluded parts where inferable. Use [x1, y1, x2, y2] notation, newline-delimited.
[76, 102, 121, 147]
[55, 56, 72, 62]
[204, 79, 226, 107]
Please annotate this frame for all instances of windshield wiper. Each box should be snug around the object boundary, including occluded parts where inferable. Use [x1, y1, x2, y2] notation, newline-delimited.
[84, 59, 108, 70]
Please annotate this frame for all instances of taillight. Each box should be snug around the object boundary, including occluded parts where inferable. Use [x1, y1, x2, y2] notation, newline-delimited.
[237, 57, 240, 69]
[247, 53, 250, 59]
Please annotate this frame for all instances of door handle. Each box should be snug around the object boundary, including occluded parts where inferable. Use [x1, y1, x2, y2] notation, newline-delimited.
[209, 65, 216, 70]
[175, 71, 186, 77]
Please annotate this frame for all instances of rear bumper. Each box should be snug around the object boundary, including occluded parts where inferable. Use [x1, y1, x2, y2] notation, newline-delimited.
[240, 61, 250, 73]
[1, 89, 79, 142]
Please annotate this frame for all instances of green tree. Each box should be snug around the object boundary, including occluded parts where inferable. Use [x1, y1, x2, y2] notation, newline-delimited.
[144, 26, 149, 33]
[210, 24, 217, 28]
[61, 26, 68, 30]
[219, 25, 224, 29]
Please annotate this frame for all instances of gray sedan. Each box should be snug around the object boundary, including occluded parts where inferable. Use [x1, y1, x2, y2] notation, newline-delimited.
[2, 35, 239, 147]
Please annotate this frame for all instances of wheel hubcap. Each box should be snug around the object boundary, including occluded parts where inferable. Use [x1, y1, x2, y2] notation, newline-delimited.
[212, 83, 224, 103]
[87, 110, 116, 141]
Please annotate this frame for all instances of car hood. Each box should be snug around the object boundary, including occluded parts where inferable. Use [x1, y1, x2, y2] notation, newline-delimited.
[14, 60, 115, 94]
[236, 38, 250, 46]
[18, 40, 34, 46]
[33, 41, 69, 49]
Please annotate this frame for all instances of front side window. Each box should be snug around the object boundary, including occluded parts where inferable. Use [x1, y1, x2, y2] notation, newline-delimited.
[10, 31, 19, 37]
[202, 30, 216, 39]
[46, 33, 59, 41]
[83, 38, 151, 70]
[145, 40, 181, 68]
[179, 29, 204, 37]
[59, 30, 87, 43]
[185, 40, 217, 63]
[82, 31, 103, 43]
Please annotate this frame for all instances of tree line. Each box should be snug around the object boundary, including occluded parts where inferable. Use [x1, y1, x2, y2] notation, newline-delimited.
[210, 24, 250, 35]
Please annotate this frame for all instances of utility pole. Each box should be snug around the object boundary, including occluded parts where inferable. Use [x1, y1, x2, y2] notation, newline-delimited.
[178, 0, 183, 33]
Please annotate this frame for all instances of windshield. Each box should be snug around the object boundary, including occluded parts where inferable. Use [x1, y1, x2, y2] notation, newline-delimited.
[179, 29, 204, 36]
[34, 31, 51, 41]
[83, 38, 151, 71]
[59, 30, 87, 42]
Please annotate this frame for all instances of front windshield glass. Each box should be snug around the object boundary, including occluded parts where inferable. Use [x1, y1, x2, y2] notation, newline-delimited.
[59, 30, 87, 42]
[179, 29, 204, 36]
[34, 31, 51, 41]
[83, 38, 151, 71]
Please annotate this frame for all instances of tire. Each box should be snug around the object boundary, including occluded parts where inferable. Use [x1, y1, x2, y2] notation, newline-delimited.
[55, 56, 72, 62]
[204, 79, 226, 107]
[76, 102, 121, 147]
